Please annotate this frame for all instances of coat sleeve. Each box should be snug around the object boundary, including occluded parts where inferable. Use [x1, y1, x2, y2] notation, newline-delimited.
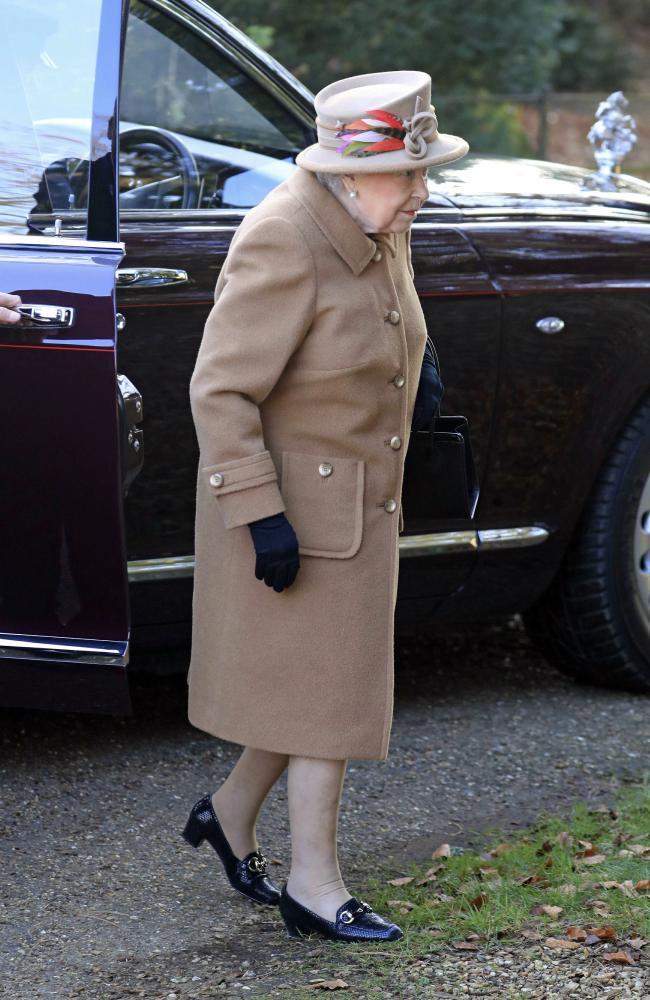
[189, 215, 317, 529]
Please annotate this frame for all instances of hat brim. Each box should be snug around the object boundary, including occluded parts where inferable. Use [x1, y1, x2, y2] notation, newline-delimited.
[295, 132, 469, 173]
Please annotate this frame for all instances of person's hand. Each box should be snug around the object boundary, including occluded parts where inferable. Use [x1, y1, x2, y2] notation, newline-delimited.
[0, 293, 22, 325]
[411, 340, 444, 432]
[248, 512, 300, 592]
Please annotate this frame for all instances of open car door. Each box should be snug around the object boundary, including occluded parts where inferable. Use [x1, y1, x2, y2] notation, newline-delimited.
[0, 0, 140, 713]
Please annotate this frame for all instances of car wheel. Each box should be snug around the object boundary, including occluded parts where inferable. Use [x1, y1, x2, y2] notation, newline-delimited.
[523, 396, 650, 693]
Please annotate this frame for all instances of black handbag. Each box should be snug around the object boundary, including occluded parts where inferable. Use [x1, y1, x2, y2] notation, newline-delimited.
[403, 336, 480, 520]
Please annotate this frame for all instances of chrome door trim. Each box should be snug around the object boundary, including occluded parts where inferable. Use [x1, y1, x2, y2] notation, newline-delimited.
[127, 526, 550, 581]
[399, 531, 478, 557]
[128, 555, 196, 581]
[29, 203, 650, 231]
[0, 634, 128, 666]
[477, 525, 549, 549]
[0, 234, 124, 251]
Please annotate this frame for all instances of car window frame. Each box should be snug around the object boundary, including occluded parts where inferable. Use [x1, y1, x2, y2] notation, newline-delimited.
[117, 0, 317, 223]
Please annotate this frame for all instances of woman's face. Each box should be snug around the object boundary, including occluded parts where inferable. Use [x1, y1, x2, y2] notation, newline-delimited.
[340, 167, 430, 234]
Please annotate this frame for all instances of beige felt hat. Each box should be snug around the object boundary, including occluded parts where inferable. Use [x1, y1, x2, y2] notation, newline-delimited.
[296, 69, 469, 174]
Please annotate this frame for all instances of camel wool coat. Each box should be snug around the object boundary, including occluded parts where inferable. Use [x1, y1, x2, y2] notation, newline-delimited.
[186, 165, 428, 760]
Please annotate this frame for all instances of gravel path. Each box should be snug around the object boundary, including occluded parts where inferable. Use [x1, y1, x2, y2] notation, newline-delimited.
[1, 615, 648, 998]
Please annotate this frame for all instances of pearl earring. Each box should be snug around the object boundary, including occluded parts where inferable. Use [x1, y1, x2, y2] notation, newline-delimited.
[349, 189, 358, 199]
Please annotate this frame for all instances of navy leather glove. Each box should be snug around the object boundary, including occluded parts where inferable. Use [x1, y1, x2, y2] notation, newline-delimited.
[248, 512, 300, 592]
[411, 338, 444, 432]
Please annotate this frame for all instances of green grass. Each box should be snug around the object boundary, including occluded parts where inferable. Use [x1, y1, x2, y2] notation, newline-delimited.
[364, 771, 650, 951]
[261, 776, 649, 998]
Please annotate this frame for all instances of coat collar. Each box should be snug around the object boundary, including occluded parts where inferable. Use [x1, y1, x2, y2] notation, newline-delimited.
[286, 167, 397, 275]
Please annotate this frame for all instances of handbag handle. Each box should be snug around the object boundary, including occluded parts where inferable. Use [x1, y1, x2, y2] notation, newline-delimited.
[426, 333, 442, 379]
[426, 334, 443, 430]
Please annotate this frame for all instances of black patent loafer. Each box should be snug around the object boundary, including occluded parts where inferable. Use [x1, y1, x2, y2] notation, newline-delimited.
[182, 794, 281, 906]
[279, 885, 403, 942]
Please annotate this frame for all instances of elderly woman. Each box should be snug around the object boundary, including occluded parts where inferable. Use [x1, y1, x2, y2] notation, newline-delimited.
[183, 70, 468, 943]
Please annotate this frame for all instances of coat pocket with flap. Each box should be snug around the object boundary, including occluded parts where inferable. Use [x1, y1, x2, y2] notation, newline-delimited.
[280, 450, 364, 558]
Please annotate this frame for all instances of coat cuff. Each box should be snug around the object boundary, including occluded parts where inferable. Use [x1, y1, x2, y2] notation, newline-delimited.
[201, 450, 286, 529]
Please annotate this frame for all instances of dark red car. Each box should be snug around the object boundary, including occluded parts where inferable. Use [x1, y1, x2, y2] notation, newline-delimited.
[2, 0, 649, 715]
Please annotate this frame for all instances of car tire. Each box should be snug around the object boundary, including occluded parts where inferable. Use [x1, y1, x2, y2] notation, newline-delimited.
[523, 396, 650, 693]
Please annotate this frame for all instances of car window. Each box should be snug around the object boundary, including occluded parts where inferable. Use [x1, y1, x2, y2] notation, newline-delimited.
[120, 1, 311, 211]
[0, 0, 107, 234]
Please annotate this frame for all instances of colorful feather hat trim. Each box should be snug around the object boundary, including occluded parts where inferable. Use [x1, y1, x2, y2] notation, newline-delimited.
[334, 103, 439, 159]
[335, 108, 407, 158]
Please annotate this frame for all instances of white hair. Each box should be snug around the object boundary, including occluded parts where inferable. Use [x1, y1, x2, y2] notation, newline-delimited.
[314, 171, 346, 195]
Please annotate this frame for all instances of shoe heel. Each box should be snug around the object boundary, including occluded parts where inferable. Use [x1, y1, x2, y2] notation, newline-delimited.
[182, 812, 205, 848]
[281, 912, 307, 939]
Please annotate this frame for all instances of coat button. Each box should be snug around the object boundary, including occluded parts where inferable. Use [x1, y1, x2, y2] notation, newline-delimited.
[384, 499, 397, 513]
[209, 472, 224, 487]
[390, 436, 402, 450]
[392, 373, 405, 387]
[318, 462, 333, 477]
[386, 310, 400, 325]
[373, 249, 383, 262]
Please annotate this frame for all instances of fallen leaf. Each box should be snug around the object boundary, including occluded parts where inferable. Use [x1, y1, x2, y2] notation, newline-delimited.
[628, 937, 647, 949]
[484, 842, 512, 858]
[602, 950, 636, 966]
[544, 937, 581, 950]
[566, 927, 588, 941]
[431, 843, 451, 858]
[557, 883, 577, 895]
[591, 925, 617, 940]
[307, 979, 349, 990]
[575, 853, 607, 865]
[556, 831, 572, 848]
[451, 940, 479, 950]
[535, 840, 554, 856]
[517, 874, 550, 887]
[415, 876, 435, 886]
[415, 863, 444, 886]
[387, 876, 414, 887]
[386, 899, 414, 913]
[635, 879, 650, 890]
[467, 893, 488, 910]
[478, 866, 499, 876]
[531, 904, 563, 918]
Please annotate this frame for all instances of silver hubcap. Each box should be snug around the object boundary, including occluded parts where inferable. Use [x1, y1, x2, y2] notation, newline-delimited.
[632, 470, 650, 637]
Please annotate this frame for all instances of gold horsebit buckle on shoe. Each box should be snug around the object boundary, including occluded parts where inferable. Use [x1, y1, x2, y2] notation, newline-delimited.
[339, 901, 373, 924]
[246, 851, 268, 875]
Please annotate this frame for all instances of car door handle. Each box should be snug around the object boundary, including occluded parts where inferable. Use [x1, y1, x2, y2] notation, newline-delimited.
[17, 304, 75, 327]
[116, 267, 188, 288]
